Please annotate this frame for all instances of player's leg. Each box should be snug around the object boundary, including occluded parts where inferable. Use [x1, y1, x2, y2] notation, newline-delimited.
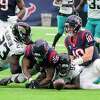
[0, 60, 10, 71]
[9, 55, 27, 83]
[80, 59, 100, 89]
[0, 55, 26, 86]
[9, 55, 22, 74]
[94, 21, 100, 53]
[52, 15, 67, 48]
[85, 18, 95, 36]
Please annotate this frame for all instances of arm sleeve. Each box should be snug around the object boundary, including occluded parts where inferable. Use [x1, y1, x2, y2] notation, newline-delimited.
[84, 31, 95, 48]
[24, 44, 34, 59]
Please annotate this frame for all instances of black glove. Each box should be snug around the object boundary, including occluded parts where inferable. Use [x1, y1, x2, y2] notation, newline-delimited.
[0, 77, 12, 86]
[33, 80, 40, 88]
[25, 82, 31, 88]
[25, 80, 40, 89]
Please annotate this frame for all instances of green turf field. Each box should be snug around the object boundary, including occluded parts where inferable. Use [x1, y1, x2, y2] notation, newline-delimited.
[31, 26, 66, 53]
[0, 26, 100, 100]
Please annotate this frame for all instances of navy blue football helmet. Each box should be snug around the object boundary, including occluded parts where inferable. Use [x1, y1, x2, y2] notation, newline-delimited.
[65, 15, 82, 34]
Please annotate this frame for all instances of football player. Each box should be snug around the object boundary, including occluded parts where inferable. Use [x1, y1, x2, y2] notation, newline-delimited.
[64, 15, 100, 89]
[0, 0, 35, 68]
[22, 39, 60, 89]
[85, 0, 100, 53]
[0, 0, 35, 29]
[0, 0, 25, 26]
[0, 22, 33, 85]
[52, 0, 83, 48]
[53, 53, 82, 90]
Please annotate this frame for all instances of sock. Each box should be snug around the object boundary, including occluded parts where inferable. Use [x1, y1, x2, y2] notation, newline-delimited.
[95, 43, 100, 53]
[52, 33, 62, 48]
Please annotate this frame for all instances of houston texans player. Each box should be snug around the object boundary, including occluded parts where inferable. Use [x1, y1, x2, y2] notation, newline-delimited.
[22, 39, 60, 89]
[64, 15, 100, 89]
[52, 0, 83, 48]
[0, 0, 36, 30]
[0, 0, 25, 26]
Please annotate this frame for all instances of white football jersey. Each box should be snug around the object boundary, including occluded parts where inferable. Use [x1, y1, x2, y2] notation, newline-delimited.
[0, 26, 25, 60]
[87, 0, 100, 19]
[53, 0, 74, 14]
[59, 0, 74, 14]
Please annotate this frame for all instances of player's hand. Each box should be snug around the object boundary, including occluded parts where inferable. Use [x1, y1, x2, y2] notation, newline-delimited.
[25, 81, 35, 88]
[7, 15, 18, 24]
[71, 57, 83, 66]
[0, 77, 12, 86]
[70, 62, 84, 78]
[25, 80, 40, 89]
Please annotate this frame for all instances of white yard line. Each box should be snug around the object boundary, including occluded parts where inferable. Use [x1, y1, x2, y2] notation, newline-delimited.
[46, 33, 56, 35]
[48, 41, 64, 47]
[46, 33, 65, 36]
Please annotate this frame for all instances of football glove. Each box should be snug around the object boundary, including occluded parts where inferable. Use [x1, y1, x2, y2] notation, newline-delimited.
[71, 57, 83, 66]
[0, 77, 12, 86]
[25, 80, 40, 89]
[70, 64, 84, 78]
[7, 15, 18, 24]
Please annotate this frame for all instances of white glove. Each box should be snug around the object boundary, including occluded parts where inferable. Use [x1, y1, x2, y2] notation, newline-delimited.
[7, 15, 18, 24]
[71, 57, 83, 65]
[70, 57, 84, 78]
[71, 64, 84, 78]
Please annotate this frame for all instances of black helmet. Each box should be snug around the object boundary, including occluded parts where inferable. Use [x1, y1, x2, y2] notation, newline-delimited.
[59, 53, 70, 64]
[58, 53, 71, 76]
[12, 22, 31, 44]
[65, 15, 82, 33]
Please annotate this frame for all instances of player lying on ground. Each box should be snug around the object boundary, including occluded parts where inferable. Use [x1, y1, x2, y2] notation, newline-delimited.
[22, 39, 60, 88]
[0, 22, 33, 85]
[0, 0, 36, 71]
[23, 47, 80, 89]
[21, 39, 79, 89]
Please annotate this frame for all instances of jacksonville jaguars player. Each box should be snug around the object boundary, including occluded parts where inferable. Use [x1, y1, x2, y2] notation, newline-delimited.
[85, 0, 100, 53]
[0, 0, 35, 69]
[53, 53, 81, 90]
[0, 22, 33, 85]
[52, 0, 83, 48]
[64, 15, 100, 89]
[0, 0, 25, 70]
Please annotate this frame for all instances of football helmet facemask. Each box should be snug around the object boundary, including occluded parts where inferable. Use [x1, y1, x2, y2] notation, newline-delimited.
[58, 53, 71, 76]
[12, 22, 31, 44]
[65, 15, 82, 36]
[32, 39, 49, 59]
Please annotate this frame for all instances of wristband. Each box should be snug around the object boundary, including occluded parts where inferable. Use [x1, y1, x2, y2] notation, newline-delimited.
[28, 77, 33, 82]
